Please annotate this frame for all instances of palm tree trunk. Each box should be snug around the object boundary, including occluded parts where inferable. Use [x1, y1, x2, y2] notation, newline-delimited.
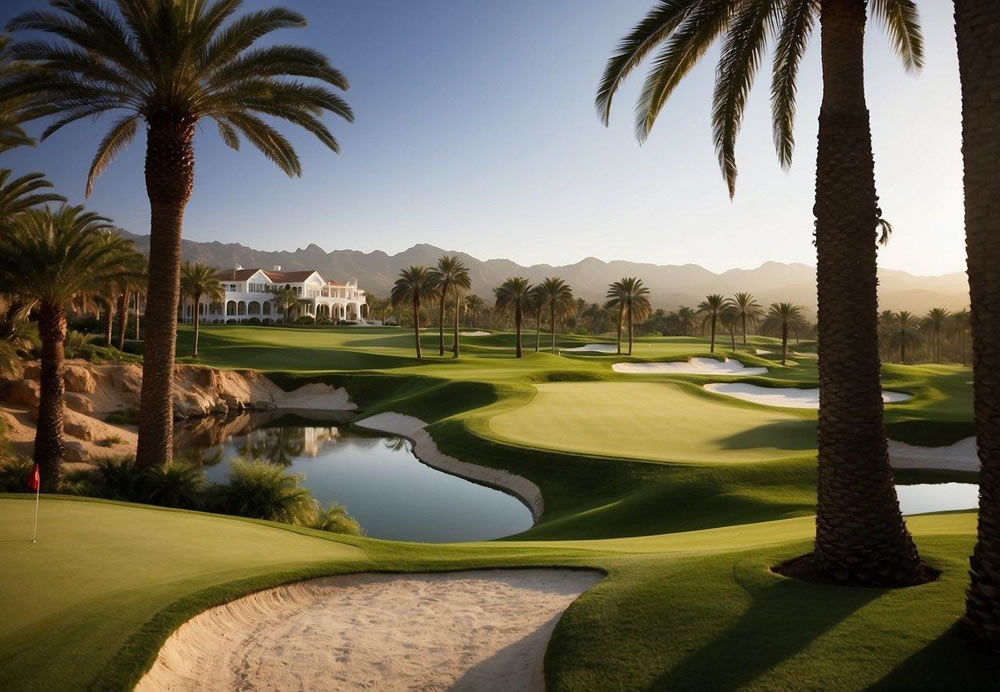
[955, 0, 1000, 643]
[438, 293, 446, 356]
[627, 307, 634, 356]
[34, 301, 66, 491]
[742, 313, 748, 345]
[811, 0, 920, 583]
[134, 294, 141, 340]
[103, 299, 114, 347]
[534, 311, 540, 352]
[709, 315, 717, 353]
[900, 331, 906, 364]
[453, 291, 460, 358]
[116, 290, 129, 350]
[136, 114, 196, 468]
[781, 320, 788, 366]
[551, 303, 556, 353]
[616, 306, 623, 355]
[413, 296, 422, 359]
[192, 291, 201, 357]
[515, 306, 523, 358]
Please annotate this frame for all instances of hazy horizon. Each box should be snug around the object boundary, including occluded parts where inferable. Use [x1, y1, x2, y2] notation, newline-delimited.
[4, 0, 966, 275]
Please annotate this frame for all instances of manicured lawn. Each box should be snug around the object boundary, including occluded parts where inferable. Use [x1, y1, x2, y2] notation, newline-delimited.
[2, 496, 996, 691]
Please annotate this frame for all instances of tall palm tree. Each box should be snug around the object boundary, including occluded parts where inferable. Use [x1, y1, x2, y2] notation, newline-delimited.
[768, 302, 804, 365]
[599, 0, 926, 583]
[494, 277, 533, 358]
[115, 246, 147, 350]
[534, 276, 574, 353]
[923, 307, 950, 363]
[391, 266, 438, 359]
[609, 277, 651, 356]
[0, 34, 35, 154]
[698, 294, 731, 354]
[950, 309, 970, 367]
[429, 256, 471, 358]
[273, 287, 299, 325]
[529, 289, 544, 353]
[605, 282, 626, 355]
[892, 310, 922, 364]
[955, 0, 1000, 643]
[181, 262, 223, 357]
[676, 306, 696, 336]
[463, 294, 485, 328]
[732, 292, 763, 345]
[0, 206, 127, 490]
[6, 1, 354, 468]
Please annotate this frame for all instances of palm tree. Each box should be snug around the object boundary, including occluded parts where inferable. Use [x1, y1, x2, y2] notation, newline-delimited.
[676, 306, 696, 336]
[698, 294, 731, 353]
[599, 0, 926, 583]
[605, 282, 626, 354]
[494, 277, 533, 358]
[732, 292, 763, 345]
[391, 266, 438, 359]
[0, 35, 35, 153]
[892, 311, 922, 365]
[429, 256, 471, 358]
[530, 288, 544, 353]
[115, 246, 147, 350]
[954, 0, 1000, 641]
[181, 262, 224, 357]
[950, 309, 971, 367]
[273, 287, 299, 325]
[923, 308, 950, 363]
[463, 294, 485, 328]
[6, 1, 354, 468]
[768, 302, 804, 365]
[609, 277, 651, 356]
[534, 277, 575, 353]
[0, 206, 128, 490]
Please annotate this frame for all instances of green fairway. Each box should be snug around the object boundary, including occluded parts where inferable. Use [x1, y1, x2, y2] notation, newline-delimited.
[3, 496, 997, 691]
[487, 381, 817, 464]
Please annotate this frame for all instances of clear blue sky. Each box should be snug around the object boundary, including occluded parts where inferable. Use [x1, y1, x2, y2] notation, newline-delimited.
[3, 0, 965, 275]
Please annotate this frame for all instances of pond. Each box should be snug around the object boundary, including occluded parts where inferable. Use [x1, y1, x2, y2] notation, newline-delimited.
[896, 482, 979, 516]
[174, 412, 534, 543]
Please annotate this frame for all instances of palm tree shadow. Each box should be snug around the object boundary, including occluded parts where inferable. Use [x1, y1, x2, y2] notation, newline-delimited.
[714, 421, 817, 452]
[872, 622, 1000, 690]
[652, 563, 882, 690]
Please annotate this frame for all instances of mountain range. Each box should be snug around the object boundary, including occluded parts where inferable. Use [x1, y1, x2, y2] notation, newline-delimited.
[118, 231, 970, 316]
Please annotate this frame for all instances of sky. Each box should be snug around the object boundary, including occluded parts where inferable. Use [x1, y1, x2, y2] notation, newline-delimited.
[2, 1, 965, 275]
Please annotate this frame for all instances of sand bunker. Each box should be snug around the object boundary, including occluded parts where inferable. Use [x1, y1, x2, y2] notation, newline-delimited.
[704, 383, 911, 409]
[612, 357, 768, 376]
[754, 349, 773, 355]
[889, 436, 979, 473]
[136, 569, 602, 692]
[460, 330, 491, 337]
[562, 343, 618, 353]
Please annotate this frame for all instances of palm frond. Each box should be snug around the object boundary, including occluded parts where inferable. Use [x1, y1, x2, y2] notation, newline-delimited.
[223, 111, 300, 176]
[870, 0, 923, 73]
[86, 114, 140, 197]
[770, 0, 815, 168]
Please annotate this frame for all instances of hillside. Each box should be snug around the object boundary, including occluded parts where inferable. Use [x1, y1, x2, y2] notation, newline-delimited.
[118, 232, 969, 314]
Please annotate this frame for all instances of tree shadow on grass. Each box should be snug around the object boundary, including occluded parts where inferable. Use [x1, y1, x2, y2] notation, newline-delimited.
[652, 560, 882, 691]
[713, 420, 817, 452]
[872, 622, 1000, 691]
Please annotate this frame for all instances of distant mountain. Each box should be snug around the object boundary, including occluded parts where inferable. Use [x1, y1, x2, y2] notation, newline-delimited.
[118, 232, 970, 315]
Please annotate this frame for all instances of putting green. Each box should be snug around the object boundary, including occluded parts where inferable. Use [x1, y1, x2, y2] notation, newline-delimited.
[487, 382, 817, 464]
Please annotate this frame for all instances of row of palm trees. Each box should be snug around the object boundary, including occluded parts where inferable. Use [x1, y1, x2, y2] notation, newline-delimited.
[602, 0, 1000, 638]
[879, 308, 971, 365]
[390, 256, 471, 359]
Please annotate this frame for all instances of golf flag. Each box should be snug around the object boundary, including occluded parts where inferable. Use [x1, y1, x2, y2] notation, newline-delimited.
[27, 463, 40, 492]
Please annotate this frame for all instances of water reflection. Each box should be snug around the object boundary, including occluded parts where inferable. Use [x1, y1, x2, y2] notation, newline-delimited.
[172, 412, 534, 542]
[896, 482, 979, 515]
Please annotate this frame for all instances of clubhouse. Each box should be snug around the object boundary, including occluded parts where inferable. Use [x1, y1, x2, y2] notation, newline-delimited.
[179, 266, 369, 324]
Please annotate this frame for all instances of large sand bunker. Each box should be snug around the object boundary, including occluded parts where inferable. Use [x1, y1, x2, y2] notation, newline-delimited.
[612, 357, 768, 376]
[136, 569, 602, 692]
[704, 383, 912, 409]
[562, 343, 618, 353]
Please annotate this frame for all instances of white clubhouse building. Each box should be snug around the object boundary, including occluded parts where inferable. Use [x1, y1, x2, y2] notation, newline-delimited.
[179, 266, 368, 324]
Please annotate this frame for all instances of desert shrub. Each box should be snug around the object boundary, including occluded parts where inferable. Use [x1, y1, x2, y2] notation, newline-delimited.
[60, 467, 99, 496]
[311, 503, 362, 535]
[295, 316, 315, 325]
[105, 407, 139, 425]
[95, 435, 125, 448]
[63, 329, 93, 358]
[141, 461, 205, 509]
[0, 456, 34, 492]
[122, 339, 144, 355]
[210, 459, 316, 524]
[87, 456, 147, 501]
[73, 343, 141, 364]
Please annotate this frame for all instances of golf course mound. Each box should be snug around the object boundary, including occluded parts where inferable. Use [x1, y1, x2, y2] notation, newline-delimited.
[704, 383, 912, 409]
[611, 357, 767, 376]
[136, 569, 602, 692]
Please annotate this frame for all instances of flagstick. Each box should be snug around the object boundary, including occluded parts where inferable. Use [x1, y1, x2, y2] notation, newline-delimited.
[31, 484, 39, 543]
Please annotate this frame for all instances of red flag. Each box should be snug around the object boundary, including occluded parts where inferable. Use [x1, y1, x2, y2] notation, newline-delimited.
[27, 463, 40, 492]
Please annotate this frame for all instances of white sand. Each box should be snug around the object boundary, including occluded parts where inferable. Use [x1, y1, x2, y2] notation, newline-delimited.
[562, 343, 618, 353]
[704, 382, 912, 409]
[889, 436, 979, 473]
[278, 382, 356, 411]
[460, 331, 491, 337]
[136, 569, 602, 692]
[356, 412, 544, 521]
[612, 357, 768, 376]
[754, 349, 773, 355]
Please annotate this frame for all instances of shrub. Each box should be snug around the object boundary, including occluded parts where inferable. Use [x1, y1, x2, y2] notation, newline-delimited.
[122, 339, 144, 355]
[105, 407, 139, 425]
[211, 459, 316, 524]
[0, 456, 34, 492]
[316, 317, 331, 325]
[142, 461, 205, 509]
[246, 317, 261, 326]
[226, 319, 237, 324]
[73, 343, 141, 364]
[95, 435, 125, 448]
[261, 318, 273, 325]
[295, 316, 315, 325]
[87, 456, 147, 502]
[63, 329, 93, 358]
[312, 503, 362, 535]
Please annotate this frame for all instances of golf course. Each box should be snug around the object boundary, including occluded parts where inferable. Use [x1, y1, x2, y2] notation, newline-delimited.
[2, 325, 992, 690]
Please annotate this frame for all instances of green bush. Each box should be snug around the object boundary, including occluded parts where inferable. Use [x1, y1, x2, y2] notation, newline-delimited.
[105, 407, 139, 425]
[122, 339, 144, 355]
[211, 459, 316, 524]
[311, 503, 362, 535]
[246, 317, 261, 326]
[295, 316, 315, 325]
[0, 457, 34, 492]
[65, 457, 205, 510]
[142, 461, 205, 509]
[73, 343, 142, 364]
